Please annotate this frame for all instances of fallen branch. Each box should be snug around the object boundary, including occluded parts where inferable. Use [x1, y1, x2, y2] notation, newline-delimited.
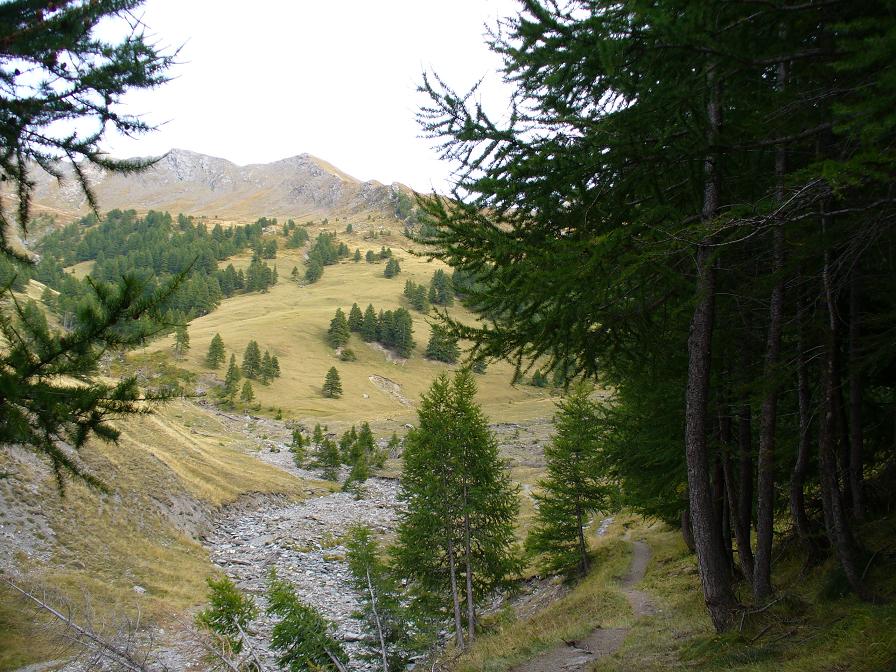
[1, 574, 157, 672]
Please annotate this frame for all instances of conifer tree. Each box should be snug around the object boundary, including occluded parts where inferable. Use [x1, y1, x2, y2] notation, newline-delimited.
[348, 302, 364, 332]
[339, 426, 358, 464]
[526, 384, 611, 576]
[260, 351, 274, 384]
[173, 326, 190, 360]
[266, 570, 348, 671]
[195, 576, 258, 655]
[327, 307, 351, 348]
[313, 423, 325, 447]
[240, 381, 255, 404]
[242, 340, 262, 378]
[291, 429, 306, 468]
[271, 354, 281, 378]
[384, 257, 401, 278]
[206, 333, 226, 368]
[322, 367, 343, 398]
[425, 325, 460, 363]
[365, 250, 375, 263]
[346, 524, 423, 670]
[317, 438, 342, 482]
[361, 304, 379, 342]
[394, 371, 520, 647]
[223, 354, 242, 403]
[353, 248, 361, 262]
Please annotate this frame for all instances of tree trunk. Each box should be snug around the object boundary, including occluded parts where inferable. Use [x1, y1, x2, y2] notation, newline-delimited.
[738, 405, 755, 567]
[820, 227, 872, 601]
[721, 413, 753, 586]
[463, 483, 476, 644]
[685, 61, 737, 632]
[575, 499, 589, 576]
[754, 220, 785, 603]
[447, 535, 465, 649]
[791, 283, 814, 547]
[754, 54, 788, 602]
[366, 569, 389, 672]
[681, 505, 696, 552]
[848, 270, 864, 520]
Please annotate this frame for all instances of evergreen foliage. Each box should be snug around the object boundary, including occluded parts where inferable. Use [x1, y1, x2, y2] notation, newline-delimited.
[403, 280, 430, 312]
[345, 524, 425, 669]
[327, 307, 351, 348]
[266, 570, 348, 671]
[239, 381, 255, 404]
[173, 326, 190, 360]
[316, 438, 341, 482]
[242, 340, 262, 379]
[206, 333, 226, 368]
[195, 576, 258, 655]
[365, 250, 375, 263]
[383, 257, 401, 278]
[416, 0, 896, 629]
[285, 226, 310, 249]
[428, 269, 454, 306]
[353, 248, 362, 262]
[394, 371, 520, 646]
[322, 366, 343, 398]
[526, 385, 612, 576]
[222, 354, 241, 403]
[361, 304, 379, 341]
[425, 324, 460, 364]
[290, 429, 306, 468]
[348, 302, 364, 332]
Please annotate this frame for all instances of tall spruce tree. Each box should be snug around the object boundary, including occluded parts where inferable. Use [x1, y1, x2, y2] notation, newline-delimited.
[394, 371, 520, 648]
[322, 367, 343, 398]
[327, 307, 351, 348]
[361, 304, 379, 342]
[348, 302, 364, 332]
[206, 333, 226, 368]
[425, 324, 460, 363]
[222, 354, 241, 404]
[242, 340, 262, 379]
[526, 384, 612, 577]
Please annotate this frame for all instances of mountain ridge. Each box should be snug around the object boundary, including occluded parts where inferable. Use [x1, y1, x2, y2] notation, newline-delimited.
[27, 148, 417, 222]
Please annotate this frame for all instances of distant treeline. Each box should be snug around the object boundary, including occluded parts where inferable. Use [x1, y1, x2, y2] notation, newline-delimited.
[12, 210, 279, 331]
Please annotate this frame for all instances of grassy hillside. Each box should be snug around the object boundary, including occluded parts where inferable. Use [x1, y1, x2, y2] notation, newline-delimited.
[0, 400, 328, 671]
[145, 227, 556, 429]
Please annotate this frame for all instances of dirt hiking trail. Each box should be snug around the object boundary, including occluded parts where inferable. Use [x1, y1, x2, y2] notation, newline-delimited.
[512, 539, 654, 672]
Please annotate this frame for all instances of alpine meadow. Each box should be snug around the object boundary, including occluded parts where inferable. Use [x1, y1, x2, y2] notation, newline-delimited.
[1, 2, 894, 672]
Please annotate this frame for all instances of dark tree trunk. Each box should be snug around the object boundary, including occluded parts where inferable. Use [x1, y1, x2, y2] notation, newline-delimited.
[684, 62, 737, 632]
[754, 220, 785, 603]
[447, 535, 465, 649]
[848, 270, 864, 520]
[820, 230, 872, 601]
[791, 287, 814, 547]
[721, 411, 754, 586]
[682, 505, 696, 552]
[738, 405, 755, 559]
[575, 499, 589, 576]
[754, 55, 788, 602]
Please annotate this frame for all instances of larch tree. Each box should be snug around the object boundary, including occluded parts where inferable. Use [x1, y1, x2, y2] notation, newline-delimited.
[526, 384, 612, 577]
[0, 0, 177, 487]
[416, 0, 895, 630]
[327, 307, 351, 348]
[394, 370, 520, 648]
[206, 333, 226, 368]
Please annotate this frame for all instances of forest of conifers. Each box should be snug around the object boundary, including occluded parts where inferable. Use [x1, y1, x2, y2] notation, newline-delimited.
[417, 0, 896, 630]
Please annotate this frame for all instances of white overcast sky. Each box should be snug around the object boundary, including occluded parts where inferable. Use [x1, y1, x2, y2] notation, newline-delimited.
[101, 0, 521, 193]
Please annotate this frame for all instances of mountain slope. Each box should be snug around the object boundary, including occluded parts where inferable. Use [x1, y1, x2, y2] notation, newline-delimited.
[27, 149, 416, 221]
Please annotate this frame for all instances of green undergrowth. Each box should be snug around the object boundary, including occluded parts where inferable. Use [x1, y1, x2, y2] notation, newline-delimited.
[599, 514, 896, 672]
[450, 514, 896, 672]
[453, 520, 635, 672]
